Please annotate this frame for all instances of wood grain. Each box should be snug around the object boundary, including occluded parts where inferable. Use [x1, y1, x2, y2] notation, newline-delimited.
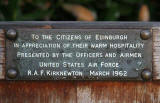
[0, 29, 5, 79]
[153, 28, 160, 80]
[0, 81, 160, 103]
[0, 81, 77, 103]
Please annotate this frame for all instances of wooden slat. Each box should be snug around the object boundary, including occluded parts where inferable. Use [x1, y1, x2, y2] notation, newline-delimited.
[0, 29, 5, 79]
[0, 81, 77, 103]
[1, 81, 160, 103]
[153, 28, 160, 80]
[77, 82, 92, 103]
[145, 82, 160, 103]
[81, 82, 147, 103]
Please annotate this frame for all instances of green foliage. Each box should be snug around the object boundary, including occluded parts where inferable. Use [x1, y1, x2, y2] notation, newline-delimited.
[0, 0, 158, 21]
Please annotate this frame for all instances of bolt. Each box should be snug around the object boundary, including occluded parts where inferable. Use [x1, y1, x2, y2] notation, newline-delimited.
[7, 69, 18, 79]
[6, 29, 17, 40]
[140, 30, 151, 40]
[141, 69, 152, 80]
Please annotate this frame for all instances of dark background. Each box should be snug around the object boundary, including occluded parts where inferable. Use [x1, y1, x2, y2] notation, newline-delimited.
[0, 0, 158, 21]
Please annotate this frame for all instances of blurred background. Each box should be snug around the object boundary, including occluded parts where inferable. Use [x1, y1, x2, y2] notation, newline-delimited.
[0, 0, 158, 21]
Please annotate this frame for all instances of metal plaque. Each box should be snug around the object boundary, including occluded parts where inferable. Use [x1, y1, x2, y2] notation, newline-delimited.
[6, 29, 152, 80]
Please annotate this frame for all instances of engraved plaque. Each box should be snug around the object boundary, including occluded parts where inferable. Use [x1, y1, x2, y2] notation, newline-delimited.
[6, 29, 152, 80]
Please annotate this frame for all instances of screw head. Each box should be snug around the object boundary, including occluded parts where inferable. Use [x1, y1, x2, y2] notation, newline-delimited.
[140, 30, 151, 40]
[7, 69, 18, 79]
[6, 29, 17, 40]
[141, 69, 152, 80]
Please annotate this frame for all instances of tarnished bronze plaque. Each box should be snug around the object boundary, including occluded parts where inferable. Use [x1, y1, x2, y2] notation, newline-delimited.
[6, 29, 152, 80]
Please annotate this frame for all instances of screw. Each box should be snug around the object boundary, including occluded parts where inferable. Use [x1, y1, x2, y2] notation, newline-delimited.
[6, 29, 17, 40]
[140, 30, 151, 40]
[141, 69, 152, 80]
[7, 69, 18, 79]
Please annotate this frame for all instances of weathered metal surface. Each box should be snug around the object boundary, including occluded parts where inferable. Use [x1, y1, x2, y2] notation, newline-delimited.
[6, 29, 152, 80]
